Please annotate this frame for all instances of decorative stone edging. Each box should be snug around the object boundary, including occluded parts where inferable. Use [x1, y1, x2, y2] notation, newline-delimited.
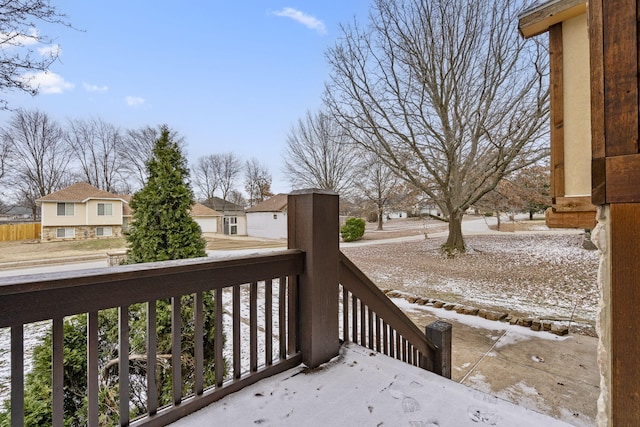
[383, 290, 570, 336]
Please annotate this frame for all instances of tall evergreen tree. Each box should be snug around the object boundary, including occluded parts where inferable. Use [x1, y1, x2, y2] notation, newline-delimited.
[127, 125, 206, 262]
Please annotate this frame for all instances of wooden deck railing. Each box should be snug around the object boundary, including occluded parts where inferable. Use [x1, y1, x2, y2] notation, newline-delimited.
[0, 251, 304, 426]
[338, 252, 451, 377]
[0, 189, 450, 426]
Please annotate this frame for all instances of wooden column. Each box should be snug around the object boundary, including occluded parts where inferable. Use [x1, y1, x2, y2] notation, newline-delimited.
[609, 204, 640, 422]
[589, 0, 640, 423]
[288, 189, 340, 368]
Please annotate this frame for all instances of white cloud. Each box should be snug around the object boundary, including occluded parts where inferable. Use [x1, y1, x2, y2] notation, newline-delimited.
[38, 44, 61, 57]
[273, 8, 327, 35]
[83, 82, 108, 93]
[0, 28, 39, 48]
[125, 96, 145, 107]
[21, 71, 74, 94]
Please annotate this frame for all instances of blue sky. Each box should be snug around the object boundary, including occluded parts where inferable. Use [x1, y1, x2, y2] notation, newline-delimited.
[1, 1, 371, 194]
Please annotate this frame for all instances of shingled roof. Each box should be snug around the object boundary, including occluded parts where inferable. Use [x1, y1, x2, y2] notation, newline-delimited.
[36, 182, 128, 203]
[190, 203, 222, 217]
[246, 194, 288, 213]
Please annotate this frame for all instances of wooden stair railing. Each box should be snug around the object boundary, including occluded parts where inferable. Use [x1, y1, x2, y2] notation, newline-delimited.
[338, 251, 451, 377]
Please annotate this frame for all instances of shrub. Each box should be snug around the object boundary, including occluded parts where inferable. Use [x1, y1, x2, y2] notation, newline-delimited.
[340, 217, 366, 242]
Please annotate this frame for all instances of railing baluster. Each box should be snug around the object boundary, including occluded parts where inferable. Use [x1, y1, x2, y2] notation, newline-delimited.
[171, 296, 181, 405]
[395, 331, 401, 361]
[52, 317, 64, 427]
[146, 302, 158, 415]
[11, 325, 24, 427]
[342, 287, 349, 342]
[215, 288, 224, 387]
[351, 294, 357, 344]
[265, 279, 273, 366]
[233, 285, 241, 379]
[360, 300, 366, 347]
[287, 275, 297, 357]
[250, 282, 258, 372]
[375, 314, 381, 353]
[367, 307, 374, 350]
[119, 305, 130, 426]
[279, 277, 286, 360]
[194, 292, 204, 395]
[88, 311, 99, 425]
[383, 321, 388, 356]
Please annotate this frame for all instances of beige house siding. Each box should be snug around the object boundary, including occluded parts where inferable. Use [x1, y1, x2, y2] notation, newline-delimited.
[563, 13, 591, 197]
[40, 202, 85, 226]
[85, 199, 124, 226]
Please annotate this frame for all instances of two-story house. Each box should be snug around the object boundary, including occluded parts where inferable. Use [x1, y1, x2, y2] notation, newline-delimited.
[36, 182, 128, 241]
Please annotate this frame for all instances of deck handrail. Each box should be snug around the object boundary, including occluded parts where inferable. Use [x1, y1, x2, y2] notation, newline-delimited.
[1, 250, 304, 426]
[1, 190, 451, 426]
[339, 251, 450, 375]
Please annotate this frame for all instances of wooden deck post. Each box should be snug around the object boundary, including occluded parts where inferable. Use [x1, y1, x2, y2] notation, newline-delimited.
[426, 320, 452, 379]
[288, 189, 340, 368]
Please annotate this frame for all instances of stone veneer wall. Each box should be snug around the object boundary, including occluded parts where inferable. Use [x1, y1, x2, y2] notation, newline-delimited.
[592, 206, 611, 426]
[41, 225, 123, 241]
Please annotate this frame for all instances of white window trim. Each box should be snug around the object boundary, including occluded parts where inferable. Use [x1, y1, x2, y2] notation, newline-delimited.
[97, 202, 113, 216]
[56, 203, 75, 216]
[56, 227, 75, 238]
[96, 226, 113, 237]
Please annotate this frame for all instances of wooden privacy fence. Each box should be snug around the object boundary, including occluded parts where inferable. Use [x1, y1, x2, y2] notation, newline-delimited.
[0, 223, 40, 242]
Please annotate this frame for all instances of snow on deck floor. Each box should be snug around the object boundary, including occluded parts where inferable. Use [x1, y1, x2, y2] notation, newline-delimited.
[171, 343, 570, 427]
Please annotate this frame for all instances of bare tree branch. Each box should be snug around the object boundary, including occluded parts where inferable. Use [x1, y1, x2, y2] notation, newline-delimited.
[0, 0, 72, 109]
[282, 109, 362, 196]
[325, 0, 549, 251]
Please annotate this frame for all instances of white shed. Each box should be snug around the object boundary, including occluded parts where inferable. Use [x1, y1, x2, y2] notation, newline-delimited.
[246, 194, 288, 240]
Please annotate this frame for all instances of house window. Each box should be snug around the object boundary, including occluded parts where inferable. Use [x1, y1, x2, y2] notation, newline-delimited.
[229, 216, 237, 235]
[97, 203, 113, 216]
[273, 214, 278, 219]
[57, 203, 74, 216]
[96, 226, 112, 237]
[56, 228, 75, 238]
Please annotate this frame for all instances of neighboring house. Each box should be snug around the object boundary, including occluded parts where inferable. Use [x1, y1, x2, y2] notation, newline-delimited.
[36, 182, 128, 241]
[207, 196, 247, 236]
[246, 194, 288, 239]
[0, 206, 32, 222]
[190, 203, 223, 233]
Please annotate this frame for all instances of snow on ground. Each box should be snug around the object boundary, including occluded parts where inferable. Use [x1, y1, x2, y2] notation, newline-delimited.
[342, 233, 599, 333]
[172, 342, 572, 427]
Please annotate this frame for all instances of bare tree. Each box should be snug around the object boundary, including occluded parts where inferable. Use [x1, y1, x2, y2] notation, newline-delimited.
[325, 0, 549, 252]
[244, 157, 273, 206]
[0, 0, 71, 109]
[0, 136, 9, 183]
[355, 153, 399, 230]
[1, 109, 69, 216]
[282, 109, 361, 196]
[66, 118, 124, 192]
[121, 125, 185, 191]
[218, 152, 242, 203]
[192, 154, 221, 201]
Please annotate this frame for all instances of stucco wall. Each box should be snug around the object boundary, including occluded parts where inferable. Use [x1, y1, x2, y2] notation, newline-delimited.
[563, 14, 592, 197]
[246, 212, 287, 239]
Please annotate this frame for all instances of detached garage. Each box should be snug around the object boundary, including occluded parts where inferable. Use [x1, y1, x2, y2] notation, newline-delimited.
[190, 203, 223, 233]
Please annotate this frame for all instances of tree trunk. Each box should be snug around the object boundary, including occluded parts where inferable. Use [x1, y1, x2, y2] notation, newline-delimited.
[443, 214, 465, 254]
[529, 210, 534, 220]
[377, 206, 384, 230]
[496, 211, 501, 231]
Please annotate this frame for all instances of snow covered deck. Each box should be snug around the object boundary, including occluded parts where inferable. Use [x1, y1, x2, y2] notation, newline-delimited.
[172, 343, 570, 427]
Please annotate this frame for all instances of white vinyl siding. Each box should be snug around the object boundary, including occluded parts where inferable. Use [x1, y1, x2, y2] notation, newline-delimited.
[57, 203, 75, 216]
[97, 203, 113, 216]
[96, 226, 112, 237]
[56, 228, 75, 238]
